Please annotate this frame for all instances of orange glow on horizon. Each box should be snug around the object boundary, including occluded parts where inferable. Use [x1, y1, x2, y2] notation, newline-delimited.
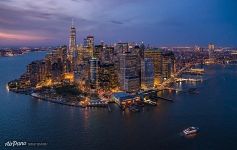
[0, 32, 49, 41]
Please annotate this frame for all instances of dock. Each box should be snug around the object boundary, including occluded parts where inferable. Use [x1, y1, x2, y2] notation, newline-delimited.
[161, 87, 183, 92]
[175, 78, 203, 82]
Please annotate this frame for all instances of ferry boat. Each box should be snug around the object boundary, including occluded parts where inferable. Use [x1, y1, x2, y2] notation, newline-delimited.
[183, 127, 199, 135]
[31, 93, 40, 98]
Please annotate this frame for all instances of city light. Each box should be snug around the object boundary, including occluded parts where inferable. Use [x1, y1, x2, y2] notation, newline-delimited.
[64, 73, 74, 82]
[5, 20, 236, 112]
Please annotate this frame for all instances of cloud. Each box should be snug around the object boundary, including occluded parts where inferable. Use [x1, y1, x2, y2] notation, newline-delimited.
[0, 0, 236, 46]
[110, 20, 124, 25]
[0, 32, 50, 41]
[0, 0, 140, 45]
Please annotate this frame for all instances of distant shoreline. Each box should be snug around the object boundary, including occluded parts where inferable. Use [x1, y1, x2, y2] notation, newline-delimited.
[0, 49, 50, 57]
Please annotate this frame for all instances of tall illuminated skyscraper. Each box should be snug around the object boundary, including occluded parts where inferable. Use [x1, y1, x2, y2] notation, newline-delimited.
[116, 43, 129, 54]
[119, 52, 140, 93]
[141, 58, 154, 90]
[162, 52, 175, 80]
[85, 35, 94, 57]
[68, 20, 77, 61]
[144, 49, 163, 86]
[208, 43, 215, 60]
[90, 57, 99, 94]
[98, 63, 118, 91]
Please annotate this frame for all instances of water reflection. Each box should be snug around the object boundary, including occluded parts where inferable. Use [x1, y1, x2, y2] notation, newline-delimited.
[82, 108, 90, 131]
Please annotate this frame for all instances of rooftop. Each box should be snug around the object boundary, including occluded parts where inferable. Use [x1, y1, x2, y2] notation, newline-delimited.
[113, 92, 135, 101]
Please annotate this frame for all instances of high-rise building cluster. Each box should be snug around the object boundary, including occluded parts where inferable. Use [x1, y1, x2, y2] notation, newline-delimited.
[22, 22, 176, 95]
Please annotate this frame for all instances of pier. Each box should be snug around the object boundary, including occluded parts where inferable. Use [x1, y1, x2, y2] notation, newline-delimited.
[159, 87, 183, 92]
[87, 102, 108, 107]
[175, 78, 203, 82]
[183, 68, 205, 75]
[142, 89, 174, 102]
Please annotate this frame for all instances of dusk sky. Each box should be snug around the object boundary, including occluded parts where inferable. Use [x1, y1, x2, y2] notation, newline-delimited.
[0, 0, 236, 47]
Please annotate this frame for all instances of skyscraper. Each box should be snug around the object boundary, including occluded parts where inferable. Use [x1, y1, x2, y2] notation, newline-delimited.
[85, 35, 94, 57]
[116, 43, 129, 54]
[162, 52, 175, 80]
[94, 45, 103, 60]
[68, 20, 77, 61]
[144, 49, 163, 86]
[51, 58, 64, 82]
[56, 45, 68, 73]
[98, 63, 118, 91]
[27, 60, 47, 87]
[140, 42, 145, 59]
[90, 57, 99, 94]
[141, 58, 154, 90]
[133, 45, 142, 87]
[208, 43, 215, 60]
[119, 52, 140, 93]
[101, 46, 114, 64]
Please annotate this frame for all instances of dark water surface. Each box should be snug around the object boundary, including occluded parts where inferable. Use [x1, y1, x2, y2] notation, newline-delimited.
[0, 52, 237, 150]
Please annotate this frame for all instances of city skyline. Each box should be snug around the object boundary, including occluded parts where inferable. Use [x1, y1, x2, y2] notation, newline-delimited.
[1, 1, 237, 150]
[0, 0, 237, 47]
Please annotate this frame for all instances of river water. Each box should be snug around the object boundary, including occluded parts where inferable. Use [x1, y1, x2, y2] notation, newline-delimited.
[0, 52, 237, 150]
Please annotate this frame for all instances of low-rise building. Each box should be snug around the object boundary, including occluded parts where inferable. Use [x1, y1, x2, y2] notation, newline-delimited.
[112, 92, 140, 106]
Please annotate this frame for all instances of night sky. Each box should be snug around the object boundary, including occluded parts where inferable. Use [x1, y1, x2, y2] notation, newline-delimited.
[0, 0, 237, 47]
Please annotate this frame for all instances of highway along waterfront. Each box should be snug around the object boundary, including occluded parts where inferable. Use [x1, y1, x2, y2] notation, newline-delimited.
[1, 52, 237, 150]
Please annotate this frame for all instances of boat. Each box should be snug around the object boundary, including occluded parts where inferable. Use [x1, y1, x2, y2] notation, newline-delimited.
[144, 100, 157, 106]
[183, 127, 199, 135]
[31, 93, 40, 98]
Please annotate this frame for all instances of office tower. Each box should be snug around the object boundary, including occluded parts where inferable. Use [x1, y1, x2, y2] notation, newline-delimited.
[90, 57, 99, 93]
[74, 44, 91, 91]
[98, 63, 119, 91]
[116, 43, 129, 54]
[162, 52, 175, 80]
[101, 46, 114, 64]
[208, 43, 215, 51]
[140, 42, 145, 59]
[133, 45, 142, 86]
[45, 47, 72, 76]
[44, 54, 52, 78]
[51, 58, 64, 82]
[94, 45, 103, 61]
[112, 44, 120, 75]
[56, 45, 68, 73]
[208, 43, 215, 60]
[119, 52, 140, 93]
[74, 62, 90, 93]
[85, 35, 94, 57]
[27, 60, 46, 87]
[141, 58, 154, 90]
[68, 21, 77, 61]
[144, 49, 163, 86]
[194, 45, 200, 52]
[77, 44, 89, 62]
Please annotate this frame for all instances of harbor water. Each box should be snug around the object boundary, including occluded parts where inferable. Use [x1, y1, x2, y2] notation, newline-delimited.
[0, 52, 237, 150]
